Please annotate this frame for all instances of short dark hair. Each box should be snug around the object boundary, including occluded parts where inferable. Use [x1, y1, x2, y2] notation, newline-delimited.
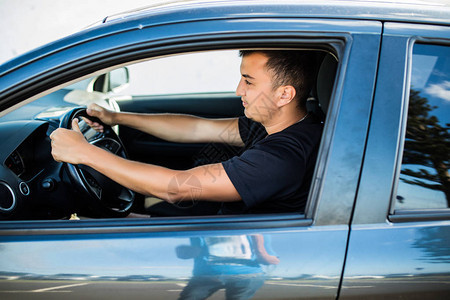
[239, 50, 316, 111]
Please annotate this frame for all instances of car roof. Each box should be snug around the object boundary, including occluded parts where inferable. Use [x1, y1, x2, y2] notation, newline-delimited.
[99, 0, 450, 26]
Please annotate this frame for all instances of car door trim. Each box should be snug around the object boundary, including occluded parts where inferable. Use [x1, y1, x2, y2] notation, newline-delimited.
[0, 214, 312, 236]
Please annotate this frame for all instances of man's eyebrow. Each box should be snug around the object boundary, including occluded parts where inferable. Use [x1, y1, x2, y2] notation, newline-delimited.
[242, 74, 255, 80]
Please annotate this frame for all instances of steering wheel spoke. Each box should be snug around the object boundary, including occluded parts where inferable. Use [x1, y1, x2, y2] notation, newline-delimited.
[91, 138, 122, 155]
[79, 169, 103, 199]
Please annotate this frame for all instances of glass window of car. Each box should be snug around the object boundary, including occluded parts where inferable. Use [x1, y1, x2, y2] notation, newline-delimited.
[395, 43, 450, 210]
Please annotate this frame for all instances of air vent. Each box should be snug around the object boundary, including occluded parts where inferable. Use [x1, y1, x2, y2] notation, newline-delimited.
[0, 181, 16, 212]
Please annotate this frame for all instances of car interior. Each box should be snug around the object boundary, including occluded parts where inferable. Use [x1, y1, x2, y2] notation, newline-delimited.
[0, 48, 338, 221]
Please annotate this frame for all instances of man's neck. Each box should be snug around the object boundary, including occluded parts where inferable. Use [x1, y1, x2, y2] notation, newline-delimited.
[263, 109, 307, 135]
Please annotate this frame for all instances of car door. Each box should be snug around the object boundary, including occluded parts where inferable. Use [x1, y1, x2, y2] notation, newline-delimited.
[340, 23, 450, 299]
[0, 11, 381, 300]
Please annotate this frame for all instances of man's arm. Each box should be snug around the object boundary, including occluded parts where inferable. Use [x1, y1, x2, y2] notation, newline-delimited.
[50, 119, 242, 202]
[86, 104, 244, 146]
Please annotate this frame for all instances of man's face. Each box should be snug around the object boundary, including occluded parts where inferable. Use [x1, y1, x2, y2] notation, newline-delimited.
[236, 53, 279, 124]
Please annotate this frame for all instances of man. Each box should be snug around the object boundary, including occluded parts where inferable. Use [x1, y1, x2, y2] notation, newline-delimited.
[50, 50, 323, 215]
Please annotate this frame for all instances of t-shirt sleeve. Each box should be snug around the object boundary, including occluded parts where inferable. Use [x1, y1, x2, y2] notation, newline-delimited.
[222, 135, 307, 209]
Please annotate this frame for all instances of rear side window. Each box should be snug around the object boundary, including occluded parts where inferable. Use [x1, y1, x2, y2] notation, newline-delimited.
[395, 44, 450, 210]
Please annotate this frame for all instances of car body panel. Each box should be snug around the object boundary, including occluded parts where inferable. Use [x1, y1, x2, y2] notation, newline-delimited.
[0, 225, 348, 299]
[341, 21, 450, 298]
[310, 30, 381, 226]
[102, 0, 450, 26]
[353, 22, 450, 224]
[341, 222, 450, 299]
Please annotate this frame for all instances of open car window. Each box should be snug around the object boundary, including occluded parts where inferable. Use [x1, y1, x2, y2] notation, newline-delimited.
[122, 50, 241, 96]
[0, 48, 337, 222]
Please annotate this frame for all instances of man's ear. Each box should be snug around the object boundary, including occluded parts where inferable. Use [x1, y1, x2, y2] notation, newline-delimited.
[277, 85, 296, 107]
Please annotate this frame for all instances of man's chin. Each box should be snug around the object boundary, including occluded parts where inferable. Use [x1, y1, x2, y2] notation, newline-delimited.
[244, 110, 263, 124]
[244, 109, 252, 120]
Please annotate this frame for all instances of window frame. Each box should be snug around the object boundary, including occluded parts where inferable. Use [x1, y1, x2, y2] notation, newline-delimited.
[351, 22, 450, 225]
[391, 41, 450, 217]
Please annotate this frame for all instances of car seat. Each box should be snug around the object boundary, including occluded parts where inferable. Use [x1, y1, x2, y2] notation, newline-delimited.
[307, 53, 338, 122]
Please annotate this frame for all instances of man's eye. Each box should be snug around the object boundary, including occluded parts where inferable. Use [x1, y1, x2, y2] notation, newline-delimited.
[245, 80, 252, 85]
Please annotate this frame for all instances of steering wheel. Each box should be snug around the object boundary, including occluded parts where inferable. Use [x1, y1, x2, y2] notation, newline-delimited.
[60, 107, 134, 217]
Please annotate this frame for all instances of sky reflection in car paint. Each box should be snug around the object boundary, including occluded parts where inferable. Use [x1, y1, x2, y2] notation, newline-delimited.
[345, 223, 450, 278]
[2, 224, 449, 282]
[0, 228, 348, 281]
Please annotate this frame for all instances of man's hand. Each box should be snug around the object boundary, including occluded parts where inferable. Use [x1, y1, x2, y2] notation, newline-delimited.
[50, 118, 91, 165]
[252, 234, 280, 265]
[83, 103, 116, 132]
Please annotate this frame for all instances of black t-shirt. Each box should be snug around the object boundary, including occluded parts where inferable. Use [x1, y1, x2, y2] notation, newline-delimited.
[221, 114, 323, 214]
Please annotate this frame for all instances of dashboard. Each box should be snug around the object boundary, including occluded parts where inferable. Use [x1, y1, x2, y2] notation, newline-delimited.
[0, 108, 129, 220]
[0, 83, 126, 219]
[4, 124, 52, 181]
[0, 120, 73, 220]
[5, 150, 25, 178]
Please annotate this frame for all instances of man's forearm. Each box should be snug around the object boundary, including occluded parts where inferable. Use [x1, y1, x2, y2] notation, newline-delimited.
[80, 143, 241, 202]
[80, 143, 176, 198]
[113, 113, 200, 143]
[114, 112, 243, 145]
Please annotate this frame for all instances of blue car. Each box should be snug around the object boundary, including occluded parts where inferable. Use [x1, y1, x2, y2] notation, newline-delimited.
[0, 0, 449, 299]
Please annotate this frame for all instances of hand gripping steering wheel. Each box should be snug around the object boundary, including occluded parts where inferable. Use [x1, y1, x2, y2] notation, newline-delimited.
[60, 107, 134, 217]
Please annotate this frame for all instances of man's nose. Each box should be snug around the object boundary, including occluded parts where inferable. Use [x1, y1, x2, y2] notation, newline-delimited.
[236, 79, 245, 96]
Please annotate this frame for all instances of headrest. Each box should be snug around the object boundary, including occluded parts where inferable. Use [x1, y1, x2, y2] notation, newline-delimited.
[316, 54, 338, 115]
